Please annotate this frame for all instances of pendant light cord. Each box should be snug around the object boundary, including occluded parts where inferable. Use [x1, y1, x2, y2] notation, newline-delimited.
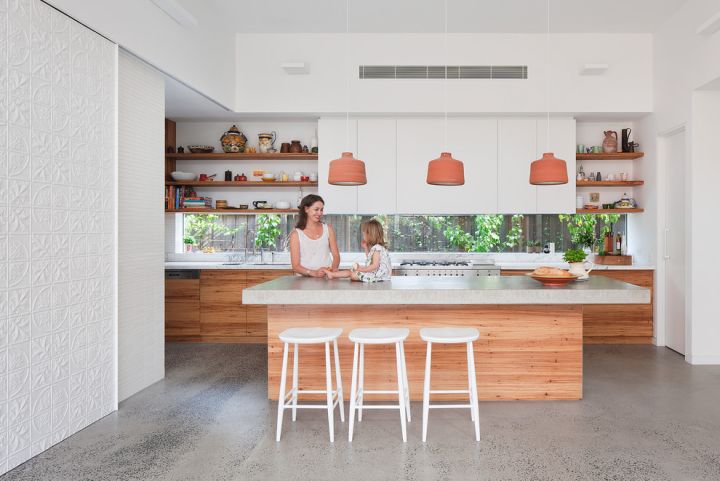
[545, 0, 550, 152]
[345, 0, 350, 151]
[443, 0, 448, 151]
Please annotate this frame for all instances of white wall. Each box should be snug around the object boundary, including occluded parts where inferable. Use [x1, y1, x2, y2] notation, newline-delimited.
[118, 51, 165, 400]
[46, 0, 235, 108]
[0, 1, 117, 473]
[651, 0, 720, 363]
[235, 33, 652, 114]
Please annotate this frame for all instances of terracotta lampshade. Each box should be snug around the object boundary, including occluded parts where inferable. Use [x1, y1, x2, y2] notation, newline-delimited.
[427, 152, 465, 186]
[529, 152, 568, 185]
[328, 152, 367, 186]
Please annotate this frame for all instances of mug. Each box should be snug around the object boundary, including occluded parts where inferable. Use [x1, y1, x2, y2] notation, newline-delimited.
[309, 172, 318, 182]
[293, 171, 303, 181]
[253, 200, 268, 209]
[592, 146, 602, 154]
[576, 144, 585, 154]
[199, 174, 208, 181]
[280, 143, 291, 153]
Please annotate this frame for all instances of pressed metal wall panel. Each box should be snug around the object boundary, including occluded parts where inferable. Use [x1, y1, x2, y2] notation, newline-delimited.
[0, 1, 117, 473]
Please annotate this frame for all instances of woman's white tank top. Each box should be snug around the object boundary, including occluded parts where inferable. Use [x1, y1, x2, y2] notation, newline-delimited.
[296, 223, 333, 270]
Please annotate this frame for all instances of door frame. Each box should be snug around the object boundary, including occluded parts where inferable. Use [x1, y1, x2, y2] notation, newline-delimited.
[656, 123, 690, 357]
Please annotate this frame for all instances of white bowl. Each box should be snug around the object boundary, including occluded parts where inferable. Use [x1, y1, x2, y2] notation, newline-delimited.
[275, 201, 291, 209]
[262, 173, 276, 180]
[171, 171, 197, 181]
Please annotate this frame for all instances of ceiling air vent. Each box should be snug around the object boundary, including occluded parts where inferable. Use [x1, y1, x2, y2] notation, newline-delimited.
[358, 65, 527, 80]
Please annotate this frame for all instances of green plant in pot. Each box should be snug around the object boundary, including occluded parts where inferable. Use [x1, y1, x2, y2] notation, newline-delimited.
[183, 236, 195, 253]
[563, 248, 593, 280]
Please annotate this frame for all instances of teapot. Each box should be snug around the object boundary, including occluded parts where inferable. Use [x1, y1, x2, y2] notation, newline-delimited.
[568, 260, 594, 280]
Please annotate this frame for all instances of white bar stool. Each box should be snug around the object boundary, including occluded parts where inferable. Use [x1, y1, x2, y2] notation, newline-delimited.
[347, 327, 411, 442]
[420, 327, 480, 442]
[276, 327, 345, 442]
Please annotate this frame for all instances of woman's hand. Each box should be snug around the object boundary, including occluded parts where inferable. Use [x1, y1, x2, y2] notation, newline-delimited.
[307, 268, 326, 278]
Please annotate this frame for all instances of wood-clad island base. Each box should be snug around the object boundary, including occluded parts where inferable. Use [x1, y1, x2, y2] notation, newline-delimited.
[268, 304, 583, 401]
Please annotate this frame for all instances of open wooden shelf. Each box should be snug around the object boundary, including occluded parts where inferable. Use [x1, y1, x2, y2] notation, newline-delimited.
[166, 181, 317, 188]
[167, 152, 318, 161]
[165, 208, 299, 214]
[576, 180, 644, 187]
[576, 152, 644, 160]
[575, 208, 644, 214]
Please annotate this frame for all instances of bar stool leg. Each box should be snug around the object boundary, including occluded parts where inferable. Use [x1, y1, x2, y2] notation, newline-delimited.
[400, 341, 411, 422]
[292, 343, 299, 422]
[348, 342, 359, 442]
[467, 341, 480, 441]
[276, 342, 289, 442]
[395, 342, 408, 443]
[324, 341, 335, 442]
[422, 341, 432, 443]
[358, 343, 365, 422]
[333, 339, 345, 422]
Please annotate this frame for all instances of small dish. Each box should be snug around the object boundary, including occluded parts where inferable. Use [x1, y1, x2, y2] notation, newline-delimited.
[526, 273, 579, 287]
[171, 171, 197, 181]
[187, 145, 215, 154]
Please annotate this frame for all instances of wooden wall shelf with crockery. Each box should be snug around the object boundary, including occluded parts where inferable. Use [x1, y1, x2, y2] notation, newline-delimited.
[576, 152, 644, 160]
[165, 208, 299, 214]
[165, 181, 318, 188]
[576, 208, 644, 214]
[166, 153, 318, 161]
[576, 180, 644, 187]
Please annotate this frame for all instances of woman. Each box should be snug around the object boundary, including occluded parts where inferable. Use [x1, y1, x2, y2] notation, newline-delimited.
[289, 194, 341, 277]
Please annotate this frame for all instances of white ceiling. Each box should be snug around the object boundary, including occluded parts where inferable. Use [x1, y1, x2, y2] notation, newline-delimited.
[178, 0, 686, 34]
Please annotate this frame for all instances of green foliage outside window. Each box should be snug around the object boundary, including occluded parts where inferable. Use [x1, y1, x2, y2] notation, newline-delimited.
[185, 214, 240, 251]
[254, 214, 282, 249]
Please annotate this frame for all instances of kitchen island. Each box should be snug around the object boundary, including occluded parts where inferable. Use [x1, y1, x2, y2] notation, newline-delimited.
[244, 276, 650, 401]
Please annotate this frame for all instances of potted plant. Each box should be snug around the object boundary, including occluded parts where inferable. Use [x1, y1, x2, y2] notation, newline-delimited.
[527, 240, 541, 254]
[563, 248, 593, 279]
[183, 236, 195, 253]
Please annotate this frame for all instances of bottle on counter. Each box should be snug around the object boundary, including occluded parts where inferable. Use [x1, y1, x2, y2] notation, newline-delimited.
[615, 232, 622, 255]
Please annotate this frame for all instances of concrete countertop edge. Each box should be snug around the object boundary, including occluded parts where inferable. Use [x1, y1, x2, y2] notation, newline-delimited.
[164, 261, 656, 271]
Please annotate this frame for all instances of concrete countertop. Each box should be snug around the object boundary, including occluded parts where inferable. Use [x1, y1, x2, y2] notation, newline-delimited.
[242, 275, 651, 305]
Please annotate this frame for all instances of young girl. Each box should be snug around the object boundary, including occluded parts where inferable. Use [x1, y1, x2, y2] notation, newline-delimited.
[326, 219, 392, 282]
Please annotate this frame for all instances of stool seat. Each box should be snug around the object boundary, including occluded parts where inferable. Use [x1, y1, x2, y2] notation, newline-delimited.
[420, 327, 479, 343]
[279, 327, 343, 344]
[349, 327, 410, 344]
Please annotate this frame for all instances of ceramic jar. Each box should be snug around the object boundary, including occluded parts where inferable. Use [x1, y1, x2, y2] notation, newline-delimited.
[220, 125, 247, 153]
[289, 140, 303, 153]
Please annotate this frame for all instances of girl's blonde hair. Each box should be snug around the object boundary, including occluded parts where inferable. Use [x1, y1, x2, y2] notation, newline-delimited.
[361, 219, 386, 247]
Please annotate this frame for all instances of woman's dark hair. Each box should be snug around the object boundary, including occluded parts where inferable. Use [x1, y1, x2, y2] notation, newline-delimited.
[295, 194, 325, 230]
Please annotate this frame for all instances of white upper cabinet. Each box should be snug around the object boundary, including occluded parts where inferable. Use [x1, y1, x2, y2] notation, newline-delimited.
[536, 118, 576, 214]
[446, 118, 498, 214]
[498, 119, 538, 214]
[318, 117, 358, 214]
[357, 119, 397, 214]
[396, 118, 498, 214]
[396, 118, 444, 214]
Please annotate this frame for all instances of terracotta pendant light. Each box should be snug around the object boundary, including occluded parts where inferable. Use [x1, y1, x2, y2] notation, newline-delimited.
[427, 152, 464, 185]
[530, 0, 568, 186]
[427, 0, 464, 186]
[328, 0, 367, 186]
[328, 152, 366, 185]
[530, 153, 568, 185]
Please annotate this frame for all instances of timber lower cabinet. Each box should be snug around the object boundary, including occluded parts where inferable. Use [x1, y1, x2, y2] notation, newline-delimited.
[165, 269, 293, 343]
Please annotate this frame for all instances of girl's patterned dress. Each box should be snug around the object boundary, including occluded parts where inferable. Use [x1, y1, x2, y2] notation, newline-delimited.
[356, 244, 392, 283]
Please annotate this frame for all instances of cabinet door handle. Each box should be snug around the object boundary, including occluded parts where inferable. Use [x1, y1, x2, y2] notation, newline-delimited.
[664, 227, 670, 260]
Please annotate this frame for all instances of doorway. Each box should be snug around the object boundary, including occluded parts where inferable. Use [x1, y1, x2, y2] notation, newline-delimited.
[663, 128, 686, 355]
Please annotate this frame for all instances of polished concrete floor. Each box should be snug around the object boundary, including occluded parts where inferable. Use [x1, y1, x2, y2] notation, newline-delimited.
[4, 343, 720, 481]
